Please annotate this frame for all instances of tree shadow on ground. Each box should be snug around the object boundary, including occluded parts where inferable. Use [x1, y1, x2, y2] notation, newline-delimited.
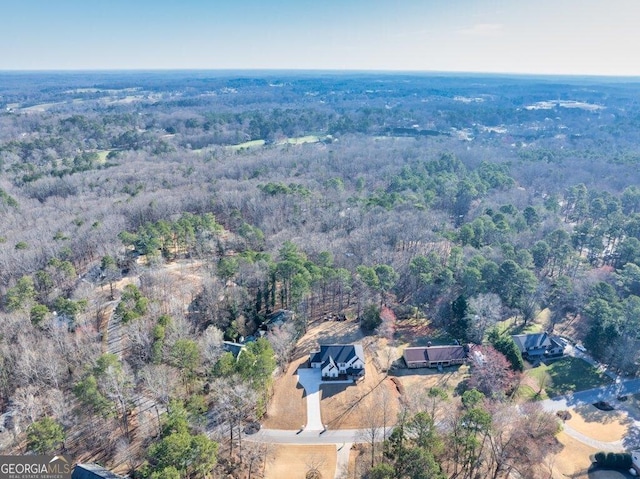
[319, 383, 353, 400]
[587, 467, 634, 478]
[567, 403, 632, 426]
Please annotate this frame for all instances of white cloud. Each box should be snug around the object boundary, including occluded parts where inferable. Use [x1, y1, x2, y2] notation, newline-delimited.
[457, 23, 504, 37]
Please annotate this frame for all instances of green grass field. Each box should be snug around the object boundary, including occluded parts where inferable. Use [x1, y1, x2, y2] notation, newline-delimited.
[96, 150, 110, 163]
[226, 135, 329, 151]
[526, 357, 612, 398]
[226, 139, 266, 151]
[281, 135, 321, 145]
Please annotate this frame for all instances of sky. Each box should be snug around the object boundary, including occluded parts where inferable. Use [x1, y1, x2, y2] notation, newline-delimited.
[2, 0, 640, 76]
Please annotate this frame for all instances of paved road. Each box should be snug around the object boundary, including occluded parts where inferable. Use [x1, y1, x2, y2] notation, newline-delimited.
[246, 427, 387, 445]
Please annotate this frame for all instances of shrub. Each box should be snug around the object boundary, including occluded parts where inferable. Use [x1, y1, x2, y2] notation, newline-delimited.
[594, 451, 632, 470]
[359, 304, 381, 332]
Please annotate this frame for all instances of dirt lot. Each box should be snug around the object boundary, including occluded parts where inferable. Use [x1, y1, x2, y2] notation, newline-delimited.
[293, 318, 366, 360]
[262, 357, 308, 430]
[320, 358, 401, 429]
[264, 444, 336, 479]
[269, 317, 404, 430]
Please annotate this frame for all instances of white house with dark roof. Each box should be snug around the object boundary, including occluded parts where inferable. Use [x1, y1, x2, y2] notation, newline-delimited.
[310, 344, 365, 381]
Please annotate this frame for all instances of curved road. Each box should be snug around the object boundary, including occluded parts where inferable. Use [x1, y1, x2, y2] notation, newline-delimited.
[540, 378, 640, 451]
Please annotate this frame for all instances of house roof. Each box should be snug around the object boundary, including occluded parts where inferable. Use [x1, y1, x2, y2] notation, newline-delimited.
[311, 344, 364, 365]
[425, 345, 466, 362]
[321, 356, 338, 371]
[266, 309, 294, 324]
[72, 464, 123, 479]
[223, 341, 245, 359]
[403, 347, 428, 364]
[403, 345, 466, 363]
[512, 333, 551, 352]
[549, 337, 564, 349]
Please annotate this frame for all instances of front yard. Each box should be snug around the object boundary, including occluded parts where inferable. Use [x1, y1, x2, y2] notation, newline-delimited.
[264, 444, 336, 479]
[526, 357, 613, 398]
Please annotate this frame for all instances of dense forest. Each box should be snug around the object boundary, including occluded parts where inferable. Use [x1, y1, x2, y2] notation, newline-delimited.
[1, 71, 640, 478]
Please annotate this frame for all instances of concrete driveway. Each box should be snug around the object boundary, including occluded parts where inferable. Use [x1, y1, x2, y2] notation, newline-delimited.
[297, 368, 325, 431]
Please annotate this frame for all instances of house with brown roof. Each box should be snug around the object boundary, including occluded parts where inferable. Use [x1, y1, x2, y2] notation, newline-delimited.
[403, 345, 467, 369]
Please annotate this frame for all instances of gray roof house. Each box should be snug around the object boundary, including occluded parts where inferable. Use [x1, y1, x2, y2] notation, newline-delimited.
[512, 332, 565, 359]
[72, 464, 123, 479]
[310, 344, 365, 380]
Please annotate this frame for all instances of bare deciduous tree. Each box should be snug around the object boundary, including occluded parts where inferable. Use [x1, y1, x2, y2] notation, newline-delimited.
[267, 322, 297, 372]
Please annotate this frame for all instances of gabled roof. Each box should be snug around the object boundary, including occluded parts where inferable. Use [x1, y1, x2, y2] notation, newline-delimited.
[549, 337, 564, 349]
[311, 344, 364, 365]
[512, 333, 551, 352]
[321, 356, 338, 371]
[425, 345, 466, 362]
[403, 347, 428, 364]
[72, 464, 123, 479]
[404, 345, 467, 363]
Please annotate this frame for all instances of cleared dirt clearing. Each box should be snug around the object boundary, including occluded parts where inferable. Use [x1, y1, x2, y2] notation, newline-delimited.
[262, 356, 308, 430]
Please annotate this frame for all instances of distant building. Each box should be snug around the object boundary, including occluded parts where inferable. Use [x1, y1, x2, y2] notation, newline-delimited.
[310, 344, 365, 381]
[72, 464, 123, 479]
[403, 345, 467, 369]
[262, 309, 294, 330]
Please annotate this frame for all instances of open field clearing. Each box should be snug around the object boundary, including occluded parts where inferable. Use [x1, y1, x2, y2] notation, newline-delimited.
[227, 139, 266, 150]
[282, 135, 322, 145]
[264, 444, 336, 479]
[226, 134, 329, 151]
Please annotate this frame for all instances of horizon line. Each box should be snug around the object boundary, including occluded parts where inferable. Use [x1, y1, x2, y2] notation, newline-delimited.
[1, 67, 640, 80]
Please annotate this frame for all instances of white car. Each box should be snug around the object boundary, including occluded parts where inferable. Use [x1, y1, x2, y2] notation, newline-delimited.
[575, 344, 586, 352]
